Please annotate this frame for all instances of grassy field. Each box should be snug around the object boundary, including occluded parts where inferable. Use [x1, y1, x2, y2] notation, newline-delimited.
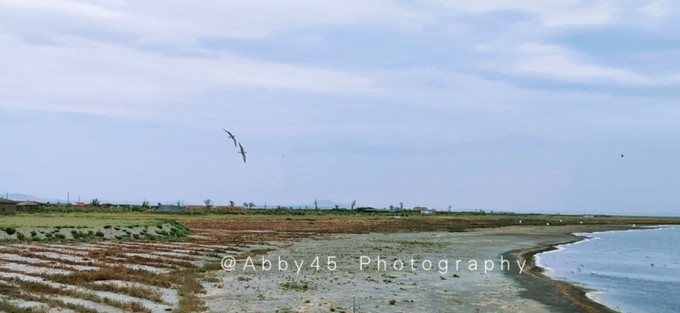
[3, 210, 678, 230]
[0, 213, 161, 228]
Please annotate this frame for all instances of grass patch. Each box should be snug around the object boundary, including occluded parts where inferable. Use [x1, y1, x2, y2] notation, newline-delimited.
[447, 227, 469, 232]
[0, 299, 48, 313]
[280, 277, 311, 292]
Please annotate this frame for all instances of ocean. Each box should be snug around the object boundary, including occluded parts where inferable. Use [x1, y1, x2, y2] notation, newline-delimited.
[536, 226, 680, 313]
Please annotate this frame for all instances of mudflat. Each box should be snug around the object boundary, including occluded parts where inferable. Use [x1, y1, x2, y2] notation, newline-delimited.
[204, 225, 624, 313]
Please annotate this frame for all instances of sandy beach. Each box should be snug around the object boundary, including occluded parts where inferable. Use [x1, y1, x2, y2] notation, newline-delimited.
[203, 225, 625, 313]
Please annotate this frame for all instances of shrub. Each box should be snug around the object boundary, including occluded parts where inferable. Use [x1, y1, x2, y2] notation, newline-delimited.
[4, 227, 16, 235]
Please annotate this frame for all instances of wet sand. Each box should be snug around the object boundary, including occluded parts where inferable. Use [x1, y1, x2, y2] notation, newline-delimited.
[203, 225, 625, 312]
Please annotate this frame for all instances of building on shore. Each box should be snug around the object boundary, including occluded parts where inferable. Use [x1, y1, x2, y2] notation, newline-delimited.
[0, 198, 18, 214]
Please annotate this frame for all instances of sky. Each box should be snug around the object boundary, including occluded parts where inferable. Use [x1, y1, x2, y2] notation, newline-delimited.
[1, 0, 679, 215]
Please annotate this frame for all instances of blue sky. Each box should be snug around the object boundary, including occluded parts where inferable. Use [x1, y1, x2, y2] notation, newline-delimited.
[1, 0, 679, 214]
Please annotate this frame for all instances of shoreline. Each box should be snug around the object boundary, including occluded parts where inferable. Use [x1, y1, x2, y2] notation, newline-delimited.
[502, 226, 632, 313]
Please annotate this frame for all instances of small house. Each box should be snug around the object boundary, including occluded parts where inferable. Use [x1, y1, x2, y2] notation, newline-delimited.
[17, 200, 42, 212]
[0, 198, 18, 214]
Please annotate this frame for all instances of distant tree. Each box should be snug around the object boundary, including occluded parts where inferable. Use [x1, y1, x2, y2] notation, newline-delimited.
[243, 202, 248, 208]
[389, 205, 394, 211]
[248, 202, 255, 208]
[176, 200, 183, 208]
[90, 198, 100, 206]
[399, 202, 404, 210]
[448, 205, 452, 212]
[314, 199, 318, 210]
[204, 199, 213, 209]
[229, 200, 235, 207]
[142, 200, 149, 208]
[351, 200, 356, 210]
[334, 204, 339, 210]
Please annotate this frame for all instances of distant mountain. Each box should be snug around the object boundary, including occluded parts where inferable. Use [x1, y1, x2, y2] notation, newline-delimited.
[5, 193, 61, 203]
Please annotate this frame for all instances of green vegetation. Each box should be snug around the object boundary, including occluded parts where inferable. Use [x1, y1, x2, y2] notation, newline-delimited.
[0, 213, 158, 228]
[447, 227, 469, 232]
[280, 277, 311, 292]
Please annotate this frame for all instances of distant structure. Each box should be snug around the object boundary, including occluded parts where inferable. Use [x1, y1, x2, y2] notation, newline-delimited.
[17, 200, 42, 212]
[0, 198, 17, 214]
[413, 206, 435, 215]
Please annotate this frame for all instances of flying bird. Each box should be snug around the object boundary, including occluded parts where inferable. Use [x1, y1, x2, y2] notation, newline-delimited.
[238, 142, 247, 163]
[621, 154, 624, 158]
[222, 129, 237, 147]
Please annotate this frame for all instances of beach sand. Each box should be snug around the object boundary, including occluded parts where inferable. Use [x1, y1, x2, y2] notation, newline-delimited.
[203, 225, 624, 313]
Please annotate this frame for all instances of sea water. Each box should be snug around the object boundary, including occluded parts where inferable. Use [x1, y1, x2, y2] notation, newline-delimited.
[536, 226, 680, 313]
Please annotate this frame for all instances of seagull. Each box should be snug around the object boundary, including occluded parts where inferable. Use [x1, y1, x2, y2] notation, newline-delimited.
[238, 142, 247, 163]
[222, 129, 237, 147]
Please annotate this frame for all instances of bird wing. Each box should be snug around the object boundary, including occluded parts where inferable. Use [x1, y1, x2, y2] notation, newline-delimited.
[223, 129, 237, 146]
[238, 143, 246, 163]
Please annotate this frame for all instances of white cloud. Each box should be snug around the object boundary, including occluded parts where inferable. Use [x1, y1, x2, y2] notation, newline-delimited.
[0, 36, 375, 117]
[640, 0, 670, 18]
[434, 0, 618, 27]
[0, 0, 124, 19]
[1, 0, 423, 44]
[509, 43, 680, 86]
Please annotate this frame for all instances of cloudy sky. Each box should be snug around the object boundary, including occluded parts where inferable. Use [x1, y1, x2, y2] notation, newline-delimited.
[1, 1, 679, 214]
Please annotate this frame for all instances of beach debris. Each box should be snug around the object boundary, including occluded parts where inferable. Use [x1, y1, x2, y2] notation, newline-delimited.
[546, 222, 550, 226]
